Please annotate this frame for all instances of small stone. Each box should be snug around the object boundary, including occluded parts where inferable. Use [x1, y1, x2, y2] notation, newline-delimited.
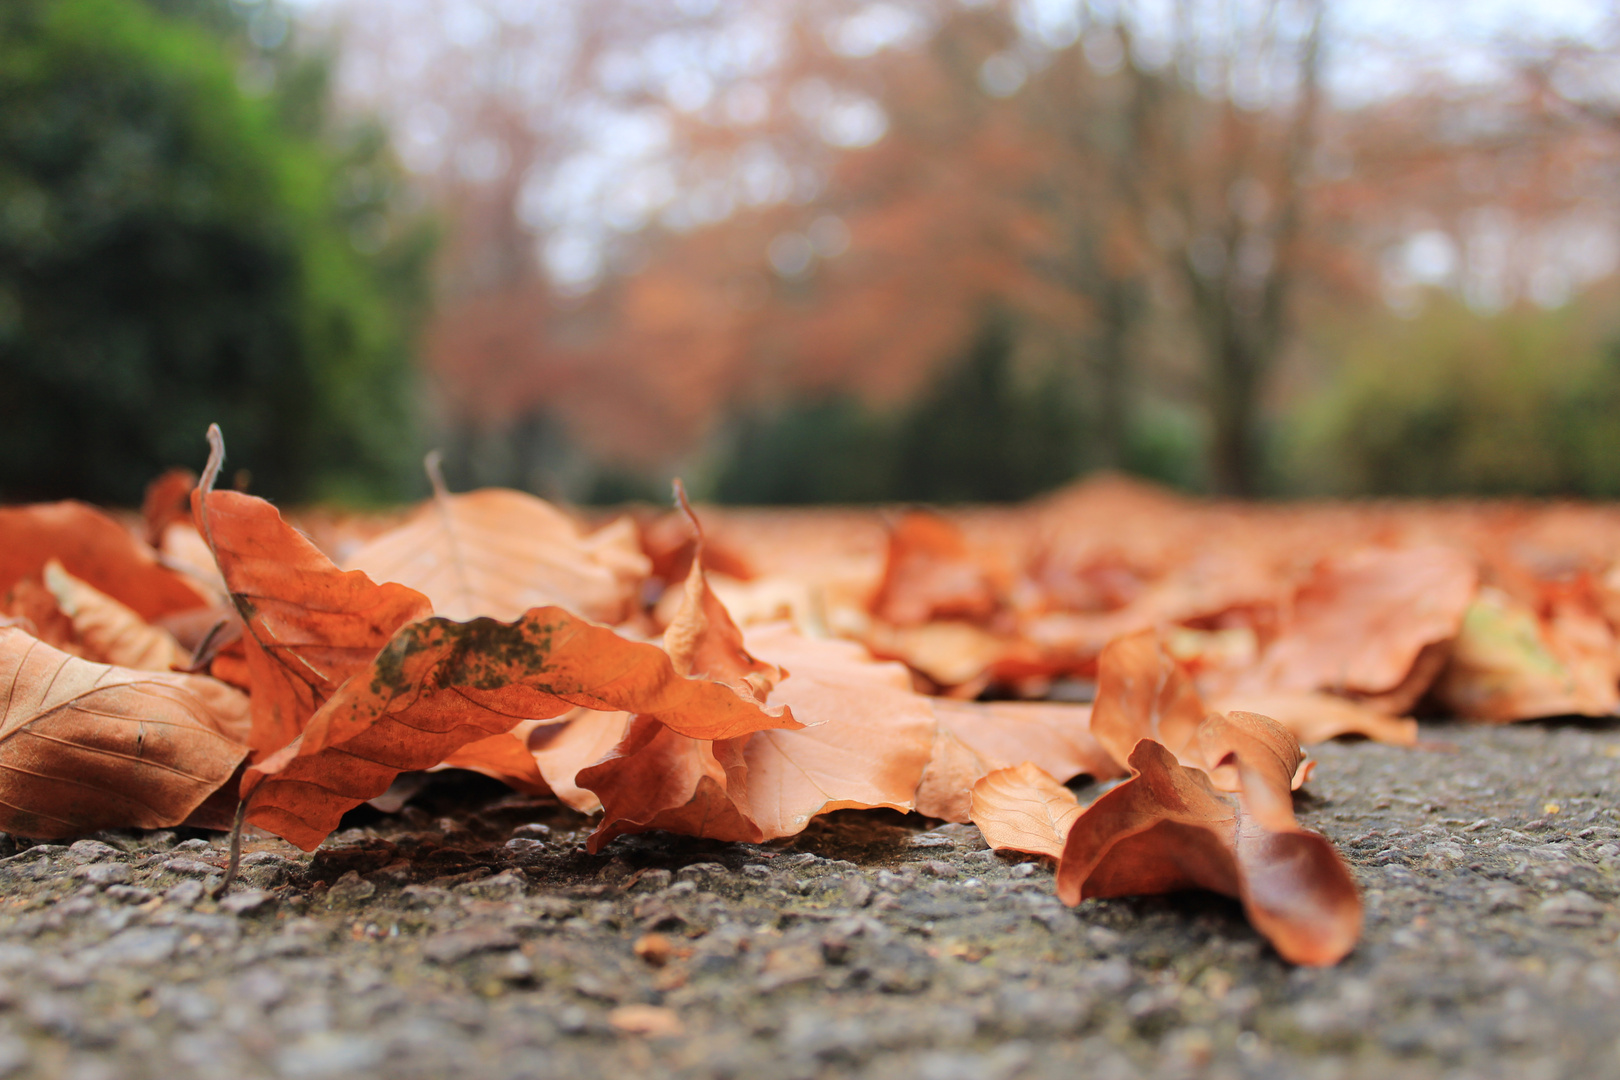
[504, 838, 545, 855]
[458, 869, 525, 899]
[758, 942, 823, 990]
[173, 838, 212, 853]
[275, 1032, 384, 1078]
[920, 860, 958, 879]
[741, 864, 772, 879]
[840, 876, 873, 909]
[511, 823, 551, 838]
[103, 884, 154, 904]
[423, 925, 520, 964]
[630, 868, 672, 892]
[163, 857, 220, 878]
[0, 1034, 27, 1077]
[164, 879, 207, 908]
[220, 890, 274, 916]
[1009, 863, 1037, 879]
[1539, 890, 1605, 926]
[909, 834, 955, 849]
[324, 870, 376, 905]
[72, 862, 132, 886]
[607, 1004, 683, 1038]
[66, 840, 122, 864]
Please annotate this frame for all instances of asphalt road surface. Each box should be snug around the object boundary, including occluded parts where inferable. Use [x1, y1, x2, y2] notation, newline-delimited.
[0, 719, 1614, 1080]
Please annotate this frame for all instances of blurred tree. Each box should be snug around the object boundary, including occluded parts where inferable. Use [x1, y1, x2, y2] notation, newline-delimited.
[712, 314, 1084, 504]
[0, 0, 430, 505]
[1283, 294, 1620, 496]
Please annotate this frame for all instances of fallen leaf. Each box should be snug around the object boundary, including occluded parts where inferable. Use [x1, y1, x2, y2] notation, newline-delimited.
[580, 525, 932, 849]
[1237, 546, 1477, 698]
[1089, 629, 1209, 771]
[434, 723, 552, 796]
[42, 560, 189, 672]
[915, 699, 1122, 822]
[968, 762, 1082, 860]
[1055, 715, 1362, 966]
[0, 628, 249, 837]
[932, 699, 1121, 784]
[528, 709, 632, 813]
[1206, 690, 1418, 747]
[343, 453, 648, 624]
[914, 724, 995, 822]
[1435, 585, 1618, 720]
[191, 427, 434, 754]
[0, 501, 211, 621]
[3, 575, 81, 654]
[869, 511, 1000, 627]
[241, 606, 799, 849]
[140, 467, 198, 549]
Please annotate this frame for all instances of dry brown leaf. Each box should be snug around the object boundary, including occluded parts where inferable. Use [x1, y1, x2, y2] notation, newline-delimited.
[192, 428, 434, 755]
[1207, 690, 1418, 747]
[43, 560, 189, 672]
[0, 628, 249, 837]
[1239, 546, 1477, 698]
[0, 501, 211, 621]
[915, 699, 1122, 823]
[1056, 715, 1362, 966]
[968, 762, 1082, 860]
[869, 511, 1000, 627]
[932, 699, 1122, 783]
[140, 467, 198, 549]
[240, 606, 800, 849]
[2, 575, 81, 655]
[433, 724, 552, 796]
[914, 725, 995, 821]
[1090, 629, 1209, 770]
[579, 523, 934, 849]
[343, 456, 648, 624]
[1435, 585, 1619, 720]
[529, 709, 632, 813]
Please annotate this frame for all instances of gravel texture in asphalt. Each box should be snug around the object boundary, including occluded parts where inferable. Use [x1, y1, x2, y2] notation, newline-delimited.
[0, 720, 1615, 1080]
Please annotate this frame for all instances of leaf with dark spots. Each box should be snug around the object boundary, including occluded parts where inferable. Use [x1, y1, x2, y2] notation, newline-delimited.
[239, 606, 799, 849]
[191, 426, 434, 756]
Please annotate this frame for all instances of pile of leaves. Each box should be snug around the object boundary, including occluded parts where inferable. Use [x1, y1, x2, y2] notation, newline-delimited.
[3, 433, 1618, 968]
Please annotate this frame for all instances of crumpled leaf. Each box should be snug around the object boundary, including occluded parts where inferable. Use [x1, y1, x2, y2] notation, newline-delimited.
[580, 623, 935, 850]
[140, 467, 198, 549]
[434, 723, 551, 796]
[241, 606, 800, 849]
[0, 628, 249, 837]
[42, 560, 189, 672]
[915, 698, 1123, 821]
[0, 501, 211, 621]
[1237, 546, 1477, 699]
[343, 454, 649, 624]
[192, 427, 434, 754]
[1090, 629, 1209, 770]
[1435, 585, 1619, 720]
[1207, 690, 1418, 747]
[968, 762, 1082, 861]
[869, 511, 1000, 627]
[580, 503, 934, 850]
[528, 709, 632, 813]
[1055, 712, 1362, 966]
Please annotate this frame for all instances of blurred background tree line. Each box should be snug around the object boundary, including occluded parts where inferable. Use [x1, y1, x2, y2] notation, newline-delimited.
[4, 0, 1620, 506]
